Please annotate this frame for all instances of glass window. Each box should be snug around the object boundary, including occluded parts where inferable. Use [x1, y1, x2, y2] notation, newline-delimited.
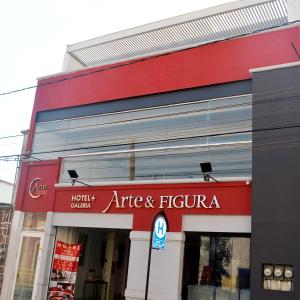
[13, 236, 41, 300]
[22, 212, 47, 231]
[31, 94, 252, 182]
[182, 233, 250, 300]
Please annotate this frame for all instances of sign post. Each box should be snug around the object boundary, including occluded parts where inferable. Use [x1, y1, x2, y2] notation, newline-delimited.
[145, 211, 168, 300]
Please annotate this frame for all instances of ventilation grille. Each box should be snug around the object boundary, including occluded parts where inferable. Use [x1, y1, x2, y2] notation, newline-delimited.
[69, 0, 288, 68]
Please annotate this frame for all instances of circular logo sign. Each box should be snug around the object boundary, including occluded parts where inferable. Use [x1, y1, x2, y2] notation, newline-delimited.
[154, 216, 167, 239]
[29, 178, 48, 199]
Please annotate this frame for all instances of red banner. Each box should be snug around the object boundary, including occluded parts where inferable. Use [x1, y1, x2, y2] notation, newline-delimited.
[48, 241, 82, 300]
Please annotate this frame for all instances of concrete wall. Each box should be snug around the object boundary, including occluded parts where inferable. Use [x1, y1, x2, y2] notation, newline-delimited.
[251, 62, 300, 299]
[0, 181, 13, 204]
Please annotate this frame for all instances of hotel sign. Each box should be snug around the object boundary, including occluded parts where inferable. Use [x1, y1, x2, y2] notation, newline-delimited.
[54, 181, 250, 231]
[71, 194, 96, 209]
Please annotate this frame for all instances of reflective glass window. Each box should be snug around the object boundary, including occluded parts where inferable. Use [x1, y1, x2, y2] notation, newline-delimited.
[13, 236, 40, 300]
[182, 234, 250, 300]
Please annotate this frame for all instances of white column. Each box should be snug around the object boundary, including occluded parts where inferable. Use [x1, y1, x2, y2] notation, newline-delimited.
[287, 0, 300, 22]
[34, 212, 56, 300]
[62, 52, 84, 72]
[0, 211, 24, 300]
[125, 231, 185, 300]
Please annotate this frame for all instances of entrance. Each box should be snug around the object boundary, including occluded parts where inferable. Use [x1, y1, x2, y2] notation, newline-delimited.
[182, 233, 250, 300]
[53, 227, 130, 300]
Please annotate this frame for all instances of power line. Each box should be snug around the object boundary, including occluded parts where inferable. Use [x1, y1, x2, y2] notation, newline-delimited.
[0, 92, 298, 147]
[13, 91, 300, 138]
[0, 134, 23, 140]
[0, 91, 299, 161]
[2, 120, 300, 161]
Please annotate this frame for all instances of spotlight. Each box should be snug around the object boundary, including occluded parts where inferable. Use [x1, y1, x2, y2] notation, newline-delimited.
[67, 169, 91, 187]
[68, 170, 78, 180]
[200, 162, 218, 183]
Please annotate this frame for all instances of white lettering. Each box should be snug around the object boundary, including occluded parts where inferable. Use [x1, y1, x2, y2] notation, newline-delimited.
[101, 191, 122, 213]
[99, 192, 221, 212]
[196, 195, 208, 208]
[209, 195, 221, 209]
[185, 195, 196, 208]
[134, 196, 143, 208]
[172, 195, 184, 208]
[71, 202, 91, 209]
[159, 196, 169, 209]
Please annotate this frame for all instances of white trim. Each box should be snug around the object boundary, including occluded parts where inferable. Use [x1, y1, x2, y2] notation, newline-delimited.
[0, 211, 24, 300]
[55, 178, 252, 188]
[52, 212, 133, 229]
[182, 215, 251, 233]
[34, 212, 57, 300]
[60, 140, 251, 159]
[250, 60, 300, 73]
[287, 0, 300, 22]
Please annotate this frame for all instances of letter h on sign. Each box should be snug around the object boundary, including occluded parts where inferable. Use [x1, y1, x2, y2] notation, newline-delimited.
[157, 221, 165, 237]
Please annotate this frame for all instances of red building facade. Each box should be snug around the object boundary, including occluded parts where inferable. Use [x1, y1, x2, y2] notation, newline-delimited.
[3, 1, 300, 300]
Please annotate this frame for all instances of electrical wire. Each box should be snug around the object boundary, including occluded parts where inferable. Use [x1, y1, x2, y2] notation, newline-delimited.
[26, 89, 300, 137]
[0, 134, 23, 140]
[0, 71, 299, 144]
[1, 119, 300, 161]
[0, 92, 299, 160]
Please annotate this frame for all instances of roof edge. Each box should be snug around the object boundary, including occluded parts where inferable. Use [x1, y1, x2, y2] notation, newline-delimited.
[37, 23, 297, 81]
[66, 0, 276, 52]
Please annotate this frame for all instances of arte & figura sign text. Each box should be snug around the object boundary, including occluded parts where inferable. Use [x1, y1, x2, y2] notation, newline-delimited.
[101, 191, 220, 213]
[70, 191, 220, 212]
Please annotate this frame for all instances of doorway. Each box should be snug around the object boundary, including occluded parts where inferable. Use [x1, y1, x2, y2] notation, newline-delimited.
[53, 227, 130, 300]
[12, 232, 44, 300]
[182, 233, 250, 300]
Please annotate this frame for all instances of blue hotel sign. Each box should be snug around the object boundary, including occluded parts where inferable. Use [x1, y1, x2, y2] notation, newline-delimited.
[152, 215, 168, 250]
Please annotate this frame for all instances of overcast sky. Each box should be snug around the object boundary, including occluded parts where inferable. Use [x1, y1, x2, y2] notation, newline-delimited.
[0, 0, 233, 183]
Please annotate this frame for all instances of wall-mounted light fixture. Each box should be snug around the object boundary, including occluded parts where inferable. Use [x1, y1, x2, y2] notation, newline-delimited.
[67, 170, 92, 187]
[200, 162, 218, 182]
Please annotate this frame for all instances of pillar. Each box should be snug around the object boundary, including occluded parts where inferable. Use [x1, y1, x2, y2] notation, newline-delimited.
[125, 231, 185, 300]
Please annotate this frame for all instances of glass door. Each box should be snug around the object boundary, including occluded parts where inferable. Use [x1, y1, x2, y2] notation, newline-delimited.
[12, 232, 44, 300]
[182, 233, 250, 300]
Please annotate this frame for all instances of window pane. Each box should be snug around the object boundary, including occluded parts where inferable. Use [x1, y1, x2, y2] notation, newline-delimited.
[183, 234, 250, 300]
[32, 94, 252, 182]
[13, 237, 40, 300]
[23, 212, 47, 231]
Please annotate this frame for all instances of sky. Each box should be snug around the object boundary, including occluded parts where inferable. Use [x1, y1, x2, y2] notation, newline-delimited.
[0, 0, 233, 184]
